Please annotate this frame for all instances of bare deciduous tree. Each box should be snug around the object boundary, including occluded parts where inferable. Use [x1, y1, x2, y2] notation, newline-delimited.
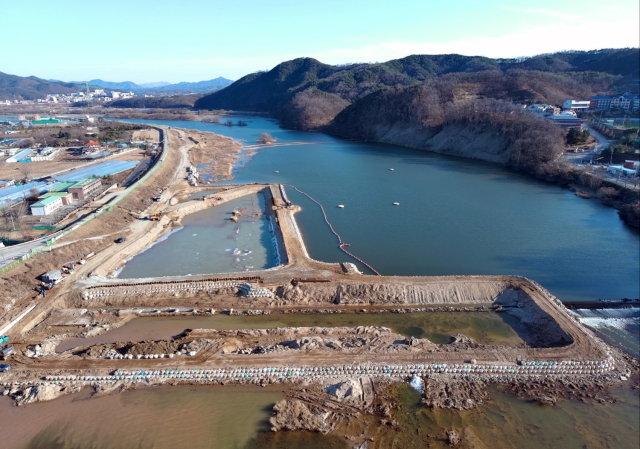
[257, 133, 277, 144]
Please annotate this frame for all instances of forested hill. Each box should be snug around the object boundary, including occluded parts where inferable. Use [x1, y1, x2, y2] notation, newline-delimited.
[503, 48, 640, 77]
[0, 72, 83, 100]
[194, 48, 639, 130]
[326, 76, 567, 171]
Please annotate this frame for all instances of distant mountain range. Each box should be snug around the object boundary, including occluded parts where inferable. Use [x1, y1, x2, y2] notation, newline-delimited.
[0, 73, 233, 100]
[138, 82, 172, 88]
[71, 77, 234, 94]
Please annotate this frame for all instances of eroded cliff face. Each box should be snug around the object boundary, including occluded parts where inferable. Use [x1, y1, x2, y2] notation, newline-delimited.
[370, 122, 511, 164]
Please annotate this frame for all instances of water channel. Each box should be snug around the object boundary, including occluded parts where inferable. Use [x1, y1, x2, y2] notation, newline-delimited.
[56, 311, 524, 352]
[11, 115, 635, 449]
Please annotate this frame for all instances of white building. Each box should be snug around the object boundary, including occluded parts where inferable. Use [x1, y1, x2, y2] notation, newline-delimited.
[30, 196, 63, 216]
[562, 100, 591, 112]
[6, 148, 33, 163]
[610, 94, 640, 111]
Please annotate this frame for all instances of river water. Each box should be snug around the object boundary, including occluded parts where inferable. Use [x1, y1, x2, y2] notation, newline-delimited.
[122, 117, 639, 303]
[8, 116, 633, 449]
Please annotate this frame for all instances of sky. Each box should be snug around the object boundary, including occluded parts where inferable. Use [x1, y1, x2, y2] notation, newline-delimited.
[2, 0, 638, 83]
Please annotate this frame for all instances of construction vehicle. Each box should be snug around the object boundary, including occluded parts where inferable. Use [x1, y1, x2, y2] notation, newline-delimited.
[148, 203, 164, 221]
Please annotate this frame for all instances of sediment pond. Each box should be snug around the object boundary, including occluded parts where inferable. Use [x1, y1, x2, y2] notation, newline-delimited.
[117, 192, 278, 278]
[57, 311, 524, 352]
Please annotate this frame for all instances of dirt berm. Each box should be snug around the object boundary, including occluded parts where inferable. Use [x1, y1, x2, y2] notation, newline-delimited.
[276, 280, 509, 305]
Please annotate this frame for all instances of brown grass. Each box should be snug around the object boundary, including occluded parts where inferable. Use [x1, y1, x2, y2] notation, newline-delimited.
[0, 239, 112, 321]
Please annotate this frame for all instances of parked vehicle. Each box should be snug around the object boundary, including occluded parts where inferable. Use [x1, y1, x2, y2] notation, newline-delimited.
[115, 237, 126, 244]
[1, 346, 15, 359]
[0, 336, 8, 345]
[0, 363, 10, 372]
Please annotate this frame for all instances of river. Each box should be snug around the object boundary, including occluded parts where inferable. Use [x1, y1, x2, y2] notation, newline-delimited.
[6, 115, 633, 449]
[121, 117, 639, 303]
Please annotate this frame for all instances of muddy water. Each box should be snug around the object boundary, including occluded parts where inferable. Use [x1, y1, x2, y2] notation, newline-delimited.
[347, 384, 640, 449]
[118, 192, 277, 278]
[3, 384, 637, 449]
[57, 311, 523, 352]
[0, 385, 283, 449]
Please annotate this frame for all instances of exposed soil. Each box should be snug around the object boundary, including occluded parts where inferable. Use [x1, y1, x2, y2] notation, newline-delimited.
[186, 129, 242, 182]
[422, 378, 488, 409]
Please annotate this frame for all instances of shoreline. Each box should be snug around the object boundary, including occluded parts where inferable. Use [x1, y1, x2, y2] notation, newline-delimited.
[117, 110, 639, 229]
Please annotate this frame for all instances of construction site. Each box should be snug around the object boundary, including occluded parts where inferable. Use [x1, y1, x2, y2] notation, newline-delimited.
[0, 124, 635, 443]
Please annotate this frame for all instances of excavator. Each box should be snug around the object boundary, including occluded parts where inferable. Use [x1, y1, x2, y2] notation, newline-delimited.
[148, 203, 164, 221]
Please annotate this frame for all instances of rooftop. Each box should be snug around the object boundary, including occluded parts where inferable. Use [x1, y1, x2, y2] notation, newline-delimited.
[31, 196, 62, 207]
[48, 181, 76, 192]
[69, 177, 100, 189]
[53, 160, 138, 182]
[39, 192, 71, 199]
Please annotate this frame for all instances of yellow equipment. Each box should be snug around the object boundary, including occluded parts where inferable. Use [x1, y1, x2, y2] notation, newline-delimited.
[149, 203, 165, 221]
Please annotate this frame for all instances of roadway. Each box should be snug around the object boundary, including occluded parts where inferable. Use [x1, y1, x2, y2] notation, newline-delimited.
[0, 126, 168, 270]
[559, 125, 638, 190]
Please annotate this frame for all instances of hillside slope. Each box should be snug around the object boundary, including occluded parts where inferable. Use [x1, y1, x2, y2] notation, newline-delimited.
[326, 79, 566, 171]
[0, 72, 82, 100]
[195, 48, 638, 130]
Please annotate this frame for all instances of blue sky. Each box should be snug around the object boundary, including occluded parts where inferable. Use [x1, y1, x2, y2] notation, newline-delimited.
[2, 0, 638, 83]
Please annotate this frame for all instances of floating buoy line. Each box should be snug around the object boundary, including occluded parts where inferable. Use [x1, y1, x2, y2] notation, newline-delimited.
[283, 184, 381, 276]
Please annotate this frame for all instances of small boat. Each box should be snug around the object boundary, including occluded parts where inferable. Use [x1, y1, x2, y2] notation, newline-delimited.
[338, 205, 345, 209]
[274, 170, 279, 173]
[389, 168, 394, 171]
[393, 202, 400, 206]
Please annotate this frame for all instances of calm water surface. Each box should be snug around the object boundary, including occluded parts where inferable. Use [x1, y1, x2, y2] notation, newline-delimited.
[0, 385, 284, 449]
[118, 192, 276, 278]
[123, 118, 639, 303]
[56, 311, 523, 352]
